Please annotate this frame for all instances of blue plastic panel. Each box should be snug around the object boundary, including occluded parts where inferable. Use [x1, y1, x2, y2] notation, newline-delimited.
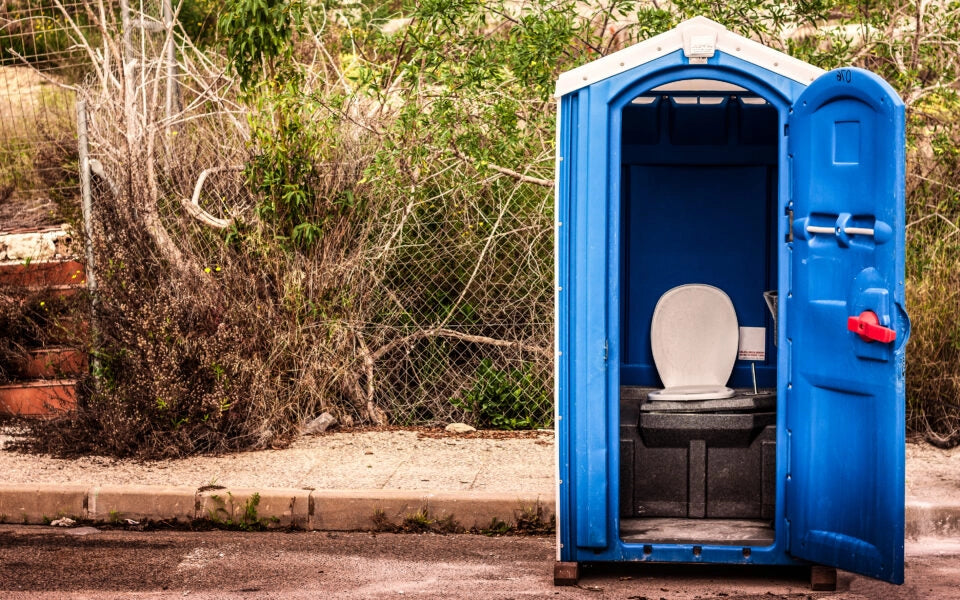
[620, 95, 779, 388]
[621, 163, 778, 388]
[556, 91, 576, 561]
[786, 68, 909, 584]
[572, 85, 611, 550]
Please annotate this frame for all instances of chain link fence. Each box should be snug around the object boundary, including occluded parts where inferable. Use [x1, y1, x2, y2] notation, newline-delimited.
[366, 181, 554, 428]
[4, 1, 556, 435]
[0, 1, 99, 230]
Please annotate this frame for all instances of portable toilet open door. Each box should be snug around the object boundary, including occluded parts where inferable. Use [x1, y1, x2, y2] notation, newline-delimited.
[553, 16, 909, 588]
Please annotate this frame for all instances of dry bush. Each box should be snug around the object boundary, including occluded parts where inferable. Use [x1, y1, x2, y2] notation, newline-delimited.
[906, 241, 960, 447]
[0, 286, 87, 384]
[905, 132, 960, 447]
[18, 5, 361, 456]
[19, 2, 553, 457]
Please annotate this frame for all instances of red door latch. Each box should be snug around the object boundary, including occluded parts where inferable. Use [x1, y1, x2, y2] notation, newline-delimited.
[847, 310, 897, 343]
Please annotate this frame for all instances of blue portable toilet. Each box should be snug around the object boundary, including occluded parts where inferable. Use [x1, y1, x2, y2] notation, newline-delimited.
[553, 17, 910, 587]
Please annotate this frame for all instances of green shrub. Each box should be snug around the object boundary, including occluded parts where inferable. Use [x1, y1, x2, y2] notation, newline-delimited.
[452, 359, 551, 430]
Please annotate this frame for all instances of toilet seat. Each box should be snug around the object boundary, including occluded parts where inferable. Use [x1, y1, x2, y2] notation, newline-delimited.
[648, 284, 738, 401]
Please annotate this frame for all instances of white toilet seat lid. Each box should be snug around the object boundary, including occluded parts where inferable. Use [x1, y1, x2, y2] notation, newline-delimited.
[650, 284, 739, 390]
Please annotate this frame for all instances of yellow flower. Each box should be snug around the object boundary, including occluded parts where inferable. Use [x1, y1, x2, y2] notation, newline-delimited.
[204, 267, 211, 273]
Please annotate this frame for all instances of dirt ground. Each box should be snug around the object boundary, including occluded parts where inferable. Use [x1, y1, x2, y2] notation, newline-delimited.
[904, 439, 960, 504]
[0, 428, 556, 493]
[1, 526, 958, 599]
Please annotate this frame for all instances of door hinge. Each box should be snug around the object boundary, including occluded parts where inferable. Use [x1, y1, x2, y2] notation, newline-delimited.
[784, 518, 791, 549]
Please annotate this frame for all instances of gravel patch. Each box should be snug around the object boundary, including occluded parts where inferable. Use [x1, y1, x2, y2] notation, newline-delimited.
[0, 429, 555, 493]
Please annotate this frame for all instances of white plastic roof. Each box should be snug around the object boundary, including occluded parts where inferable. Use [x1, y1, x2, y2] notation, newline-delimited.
[555, 17, 825, 98]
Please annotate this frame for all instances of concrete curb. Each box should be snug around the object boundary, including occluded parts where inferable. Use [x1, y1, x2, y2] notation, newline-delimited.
[0, 485, 951, 538]
[0, 485, 553, 532]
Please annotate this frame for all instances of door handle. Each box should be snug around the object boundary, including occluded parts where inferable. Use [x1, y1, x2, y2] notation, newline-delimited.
[794, 215, 893, 244]
[806, 225, 875, 236]
[847, 311, 896, 343]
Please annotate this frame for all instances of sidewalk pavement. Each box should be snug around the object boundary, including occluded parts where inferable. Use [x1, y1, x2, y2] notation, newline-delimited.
[0, 429, 956, 537]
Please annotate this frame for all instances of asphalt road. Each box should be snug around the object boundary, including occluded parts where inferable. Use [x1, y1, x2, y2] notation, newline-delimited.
[1, 525, 957, 599]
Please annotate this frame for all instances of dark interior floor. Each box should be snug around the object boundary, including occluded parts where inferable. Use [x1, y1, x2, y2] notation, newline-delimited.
[620, 517, 775, 546]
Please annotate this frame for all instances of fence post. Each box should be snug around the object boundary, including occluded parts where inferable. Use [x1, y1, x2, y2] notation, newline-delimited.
[77, 99, 100, 378]
[119, 0, 133, 57]
[163, 0, 180, 125]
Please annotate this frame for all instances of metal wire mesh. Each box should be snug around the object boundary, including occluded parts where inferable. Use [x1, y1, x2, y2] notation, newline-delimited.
[174, 157, 557, 428]
[369, 182, 555, 427]
[3, 2, 557, 430]
[0, 1, 100, 230]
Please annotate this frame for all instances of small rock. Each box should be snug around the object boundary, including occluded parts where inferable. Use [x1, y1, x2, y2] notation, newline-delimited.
[50, 517, 76, 527]
[304, 412, 337, 435]
[256, 427, 274, 448]
[66, 526, 100, 536]
[369, 406, 388, 425]
[124, 519, 140, 526]
[445, 422, 476, 433]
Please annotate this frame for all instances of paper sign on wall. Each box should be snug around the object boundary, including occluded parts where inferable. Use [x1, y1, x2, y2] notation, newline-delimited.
[738, 327, 766, 361]
[689, 35, 717, 56]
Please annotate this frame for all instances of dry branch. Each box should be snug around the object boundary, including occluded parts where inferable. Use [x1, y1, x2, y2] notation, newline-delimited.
[451, 147, 554, 188]
[180, 165, 244, 229]
[371, 328, 551, 362]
